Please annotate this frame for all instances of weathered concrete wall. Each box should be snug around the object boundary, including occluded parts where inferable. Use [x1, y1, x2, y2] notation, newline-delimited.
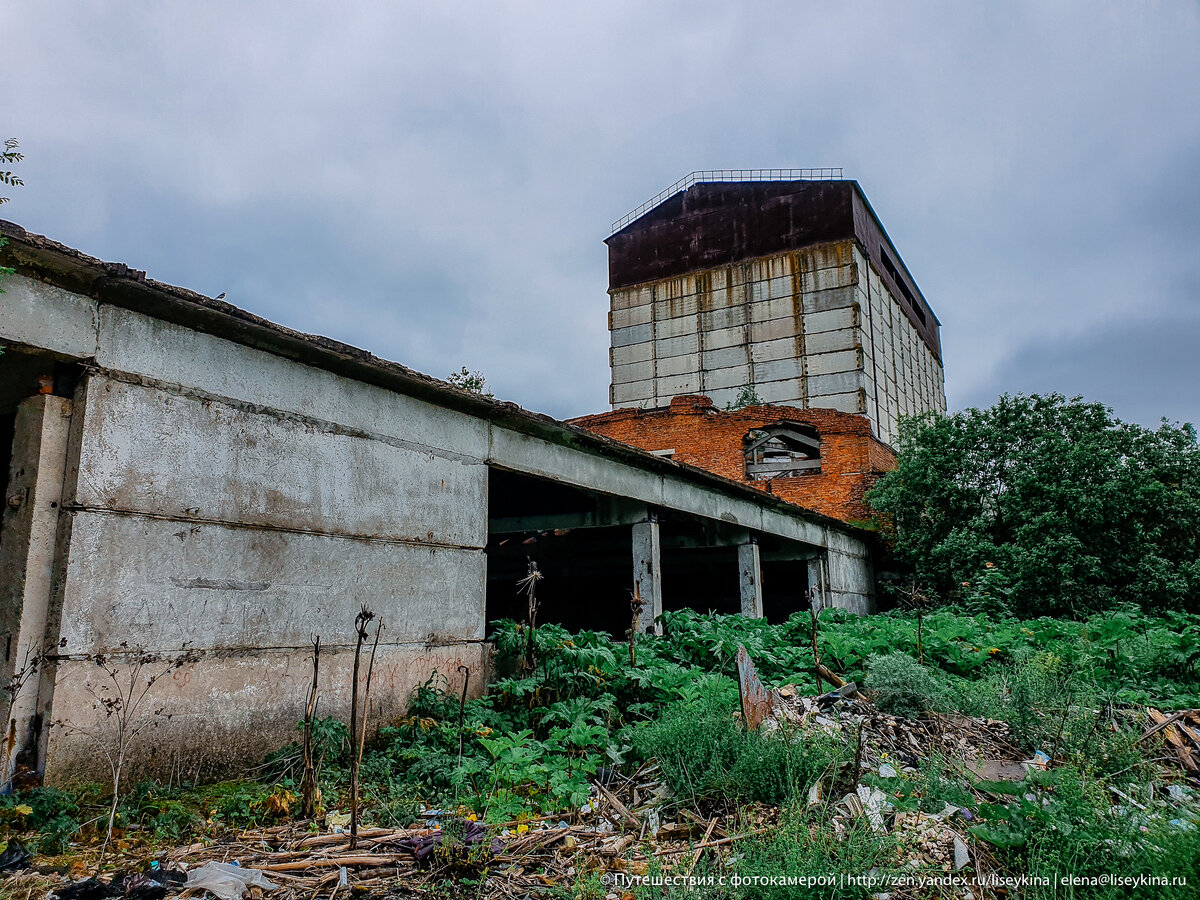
[607, 242, 946, 446]
[39, 356, 490, 779]
[41, 645, 486, 784]
[824, 529, 875, 615]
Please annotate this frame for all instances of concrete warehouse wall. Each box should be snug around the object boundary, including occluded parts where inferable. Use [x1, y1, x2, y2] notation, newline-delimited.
[608, 240, 945, 446]
[38, 298, 493, 782]
[0, 234, 876, 783]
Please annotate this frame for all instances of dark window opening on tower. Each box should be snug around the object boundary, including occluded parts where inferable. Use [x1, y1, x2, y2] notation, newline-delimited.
[878, 248, 927, 326]
[743, 424, 821, 480]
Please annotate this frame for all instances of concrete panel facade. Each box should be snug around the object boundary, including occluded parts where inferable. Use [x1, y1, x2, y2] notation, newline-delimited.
[41, 644, 487, 784]
[607, 241, 946, 446]
[75, 376, 486, 548]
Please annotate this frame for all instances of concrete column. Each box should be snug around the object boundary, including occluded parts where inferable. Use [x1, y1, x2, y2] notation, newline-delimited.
[631, 518, 662, 634]
[0, 394, 72, 785]
[807, 553, 828, 612]
[737, 539, 764, 618]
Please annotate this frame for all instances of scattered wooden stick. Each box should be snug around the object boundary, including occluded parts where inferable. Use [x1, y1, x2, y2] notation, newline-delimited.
[595, 781, 641, 832]
[259, 855, 397, 871]
[653, 827, 772, 857]
[686, 818, 718, 875]
[1138, 710, 1185, 744]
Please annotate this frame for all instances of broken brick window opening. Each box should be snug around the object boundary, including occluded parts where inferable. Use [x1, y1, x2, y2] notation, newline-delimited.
[743, 423, 822, 480]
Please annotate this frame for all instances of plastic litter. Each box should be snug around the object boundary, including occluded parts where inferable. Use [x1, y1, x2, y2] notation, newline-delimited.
[856, 785, 888, 831]
[112, 872, 167, 900]
[184, 861, 276, 900]
[50, 879, 109, 900]
[0, 839, 32, 871]
[324, 810, 351, 833]
[878, 762, 898, 778]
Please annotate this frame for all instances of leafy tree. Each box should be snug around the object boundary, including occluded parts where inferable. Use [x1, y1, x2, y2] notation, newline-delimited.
[868, 394, 1200, 616]
[447, 366, 493, 398]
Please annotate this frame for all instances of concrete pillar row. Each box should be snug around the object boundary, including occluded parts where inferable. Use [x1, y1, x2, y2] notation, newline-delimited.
[631, 517, 662, 634]
[737, 539, 764, 619]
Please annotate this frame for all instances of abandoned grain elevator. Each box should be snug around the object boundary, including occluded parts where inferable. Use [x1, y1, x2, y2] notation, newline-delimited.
[604, 171, 946, 446]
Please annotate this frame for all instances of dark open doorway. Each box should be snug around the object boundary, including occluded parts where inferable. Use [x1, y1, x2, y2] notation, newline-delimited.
[486, 468, 635, 637]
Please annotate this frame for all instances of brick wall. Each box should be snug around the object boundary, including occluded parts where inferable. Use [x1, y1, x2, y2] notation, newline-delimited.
[569, 396, 896, 523]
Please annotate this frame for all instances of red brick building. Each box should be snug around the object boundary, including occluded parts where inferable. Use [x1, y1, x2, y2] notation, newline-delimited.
[570, 395, 895, 524]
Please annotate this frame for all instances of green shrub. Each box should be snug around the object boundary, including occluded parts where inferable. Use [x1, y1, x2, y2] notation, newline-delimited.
[119, 782, 203, 839]
[969, 766, 1200, 899]
[1, 786, 85, 853]
[736, 804, 898, 899]
[634, 699, 842, 807]
[866, 652, 937, 718]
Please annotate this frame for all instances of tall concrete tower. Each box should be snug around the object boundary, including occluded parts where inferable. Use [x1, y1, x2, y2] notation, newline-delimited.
[604, 171, 946, 446]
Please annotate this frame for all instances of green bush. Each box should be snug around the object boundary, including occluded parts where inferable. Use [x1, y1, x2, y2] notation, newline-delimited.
[969, 766, 1200, 899]
[866, 652, 937, 718]
[1, 786, 84, 853]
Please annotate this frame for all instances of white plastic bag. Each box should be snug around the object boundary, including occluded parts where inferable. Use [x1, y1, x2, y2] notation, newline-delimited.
[184, 861, 276, 900]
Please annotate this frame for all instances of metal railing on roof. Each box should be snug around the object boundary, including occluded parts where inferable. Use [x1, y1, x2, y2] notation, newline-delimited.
[609, 168, 844, 235]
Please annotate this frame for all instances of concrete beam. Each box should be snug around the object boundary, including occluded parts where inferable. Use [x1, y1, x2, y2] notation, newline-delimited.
[632, 518, 662, 634]
[488, 497, 648, 535]
[760, 546, 820, 562]
[0, 274, 99, 358]
[738, 540, 763, 619]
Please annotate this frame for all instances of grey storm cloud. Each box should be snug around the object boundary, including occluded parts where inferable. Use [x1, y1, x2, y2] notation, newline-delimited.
[3, 1, 1199, 424]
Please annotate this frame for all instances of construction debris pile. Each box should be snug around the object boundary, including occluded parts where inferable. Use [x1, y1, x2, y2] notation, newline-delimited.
[1146, 708, 1200, 775]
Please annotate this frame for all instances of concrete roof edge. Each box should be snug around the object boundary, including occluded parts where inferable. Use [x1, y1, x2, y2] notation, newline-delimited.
[847, 181, 942, 329]
[0, 220, 873, 541]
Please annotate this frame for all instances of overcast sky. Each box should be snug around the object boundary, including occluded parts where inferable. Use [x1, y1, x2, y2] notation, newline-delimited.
[4, 2, 1199, 428]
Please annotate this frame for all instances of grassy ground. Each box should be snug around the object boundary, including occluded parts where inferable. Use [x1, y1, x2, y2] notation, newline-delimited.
[4, 607, 1200, 897]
